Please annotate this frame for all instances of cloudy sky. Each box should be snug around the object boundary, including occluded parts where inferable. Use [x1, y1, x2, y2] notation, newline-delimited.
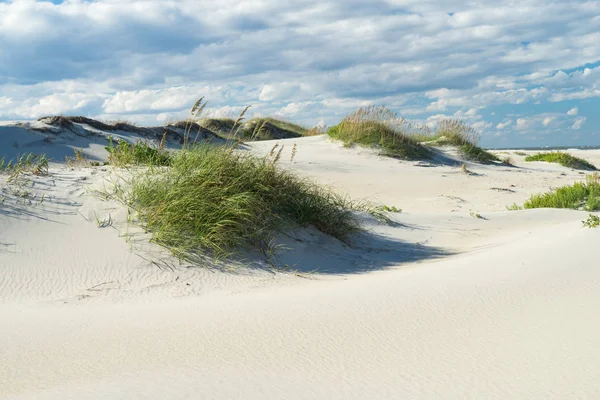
[0, 0, 599, 147]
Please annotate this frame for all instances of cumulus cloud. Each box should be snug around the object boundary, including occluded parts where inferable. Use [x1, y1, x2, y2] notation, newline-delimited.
[515, 118, 530, 131]
[0, 0, 598, 146]
[572, 116, 587, 130]
[567, 107, 579, 116]
[496, 120, 512, 129]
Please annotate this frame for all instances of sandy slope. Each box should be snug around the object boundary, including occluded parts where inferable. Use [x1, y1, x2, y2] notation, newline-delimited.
[2, 123, 600, 399]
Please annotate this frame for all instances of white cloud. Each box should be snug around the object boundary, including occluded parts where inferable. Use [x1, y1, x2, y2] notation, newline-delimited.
[515, 118, 530, 131]
[0, 0, 598, 146]
[567, 107, 578, 116]
[572, 116, 586, 130]
[496, 120, 512, 129]
[542, 116, 555, 127]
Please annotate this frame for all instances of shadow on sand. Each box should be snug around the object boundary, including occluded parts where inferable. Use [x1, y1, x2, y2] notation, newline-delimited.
[268, 227, 452, 275]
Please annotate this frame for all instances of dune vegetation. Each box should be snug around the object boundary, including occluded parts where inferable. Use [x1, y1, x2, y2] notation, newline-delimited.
[328, 107, 500, 163]
[105, 141, 368, 261]
[199, 116, 308, 141]
[422, 119, 501, 163]
[327, 106, 432, 160]
[512, 173, 600, 211]
[525, 151, 597, 170]
[98, 100, 386, 262]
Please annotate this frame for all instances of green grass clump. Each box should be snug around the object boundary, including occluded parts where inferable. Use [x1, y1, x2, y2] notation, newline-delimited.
[522, 174, 600, 211]
[327, 106, 431, 160]
[582, 214, 600, 228]
[432, 119, 500, 163]
[105, 137, 171, 167]
[114, 143, 363, 260]
[524, 152, 596, 170]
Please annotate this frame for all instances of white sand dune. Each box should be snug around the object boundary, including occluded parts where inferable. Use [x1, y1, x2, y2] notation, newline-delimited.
[2, 122, 600, 399]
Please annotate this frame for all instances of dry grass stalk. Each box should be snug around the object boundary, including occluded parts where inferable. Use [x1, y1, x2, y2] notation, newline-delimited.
[230, 105, 251, 138]
[290, 143, 297, 162]
[184, 96, 207, 147]
[273, 144, 285, 164]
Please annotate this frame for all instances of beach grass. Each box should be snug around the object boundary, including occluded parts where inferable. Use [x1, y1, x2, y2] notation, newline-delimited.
[107, 141, 367, 261]
[0, 153, 49, 178]
[524, 152, 596, 170]
[429, 119, 500, 163]
[200, 116, 308, 141]
[521, 173, 600, 211]
[105, 136, 171, 167]
[327, 106, 432, 160]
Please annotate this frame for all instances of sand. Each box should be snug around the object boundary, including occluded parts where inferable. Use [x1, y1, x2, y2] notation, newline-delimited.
[2, 121, 600, 399]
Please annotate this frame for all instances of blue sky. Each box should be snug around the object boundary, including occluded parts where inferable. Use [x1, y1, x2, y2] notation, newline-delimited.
[0, 0, 599, 147]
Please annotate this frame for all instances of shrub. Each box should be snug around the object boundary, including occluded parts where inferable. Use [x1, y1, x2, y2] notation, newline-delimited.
[327, 106, 431, 160]
[524, 152, 596, 170]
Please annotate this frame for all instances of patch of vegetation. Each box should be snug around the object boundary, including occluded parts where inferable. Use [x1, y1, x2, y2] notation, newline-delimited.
[0, 153, 49, 178]
[327, 106, 432, 160]
[198, 115, 307, 141]
[582, 214, 600, 228]
[0, 153, 49, 205]
[199, 118, 236, 136]
[238, 118, 307, 140]
[506, 203, 523, 211]
[469, 210, 486, 219]
[521, 174, 600, 211]
[514, 151, 527, 156]
[431, 120, 500, 163]
[106, 143, 365, 260]
[105, 137, 171, 167]
[501, 156, 513, 166]
[375, 205, 402, 213]
[524, 152, 596, 170]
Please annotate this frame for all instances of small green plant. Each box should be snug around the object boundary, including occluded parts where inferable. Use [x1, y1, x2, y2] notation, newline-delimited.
[105, 137, 171, 167]
[470, 210, 486, 219]
[525, 152, 596, 170]
[582, 214, 600, 228]
[377, 205, 402, 213]
[506, 203, 523, 211]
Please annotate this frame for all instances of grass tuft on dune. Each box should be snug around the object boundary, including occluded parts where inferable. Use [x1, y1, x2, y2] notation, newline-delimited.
[199, 116, 308, 141]
[327, 106, 432, 160]
[105, 137, 171, 167]
[426, 119, 501, 163]
[106, 142, 367, 261]
[525, 151, 597, 171]
[518, 173, 600, 211]
[327, 108, 499, 163]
